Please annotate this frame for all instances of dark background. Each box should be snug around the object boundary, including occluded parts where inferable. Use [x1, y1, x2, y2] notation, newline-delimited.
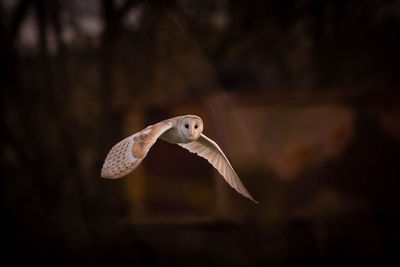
[1, 0, 400, 266]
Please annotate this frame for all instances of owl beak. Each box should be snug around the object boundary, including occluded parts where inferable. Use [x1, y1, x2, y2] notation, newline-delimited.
[189, 126, 195, 137]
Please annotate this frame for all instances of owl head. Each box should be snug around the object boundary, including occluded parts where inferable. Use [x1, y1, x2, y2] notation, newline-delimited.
[180, 115, 203, 141]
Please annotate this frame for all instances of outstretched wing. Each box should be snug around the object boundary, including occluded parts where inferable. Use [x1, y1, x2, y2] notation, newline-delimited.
[178, 134, 258, 203]
[101, 121, 172, 179]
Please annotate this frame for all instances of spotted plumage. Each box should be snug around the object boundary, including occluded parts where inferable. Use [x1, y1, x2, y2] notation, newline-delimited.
[101, 115, 257, 203]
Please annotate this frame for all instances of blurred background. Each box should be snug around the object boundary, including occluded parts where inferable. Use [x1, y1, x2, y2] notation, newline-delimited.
[1, 0, 400, 266]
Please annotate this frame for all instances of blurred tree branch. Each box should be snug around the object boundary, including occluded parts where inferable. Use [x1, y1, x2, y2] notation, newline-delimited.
[10, 0, 34, 40]
[100, 0, 146, 149]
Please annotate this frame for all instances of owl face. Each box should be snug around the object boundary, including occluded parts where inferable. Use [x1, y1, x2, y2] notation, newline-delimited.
[180, 117, 203, 141]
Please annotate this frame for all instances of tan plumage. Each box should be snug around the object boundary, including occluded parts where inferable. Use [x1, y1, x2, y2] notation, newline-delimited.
[101, 115, 257, 203]
[101, 121, 172, 178]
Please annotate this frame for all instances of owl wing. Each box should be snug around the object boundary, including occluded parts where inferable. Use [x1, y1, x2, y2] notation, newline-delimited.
[101, 121, 173, 179]
[178, 134, 258, 203]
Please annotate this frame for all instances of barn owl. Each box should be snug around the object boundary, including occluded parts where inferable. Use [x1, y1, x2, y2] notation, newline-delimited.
[101, 115, 257, 203]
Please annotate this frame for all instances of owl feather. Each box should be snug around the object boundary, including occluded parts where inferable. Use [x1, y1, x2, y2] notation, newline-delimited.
[101, 115, 257, 203]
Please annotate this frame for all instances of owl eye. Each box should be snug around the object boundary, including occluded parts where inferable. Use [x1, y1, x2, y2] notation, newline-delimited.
[185, 124, 189, 128]
[194, 125, 198, 129]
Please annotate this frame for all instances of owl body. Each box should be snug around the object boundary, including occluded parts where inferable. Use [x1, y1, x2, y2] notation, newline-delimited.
[160, 126, 187, 144]
[101, 114, 257, 203]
